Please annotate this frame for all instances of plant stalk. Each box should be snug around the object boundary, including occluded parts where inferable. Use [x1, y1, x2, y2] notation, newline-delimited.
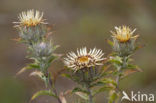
[115, 56, 127, 103]
[87, 86, 93, 103]
[48, 73, 62, 103]
[53, 87, 62, 103]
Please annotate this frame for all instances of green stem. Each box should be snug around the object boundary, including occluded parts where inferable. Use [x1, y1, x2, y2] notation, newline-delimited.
[115, 57, 127, 103]
[113, 68, 121, 103]
[116, 67, 121, 87]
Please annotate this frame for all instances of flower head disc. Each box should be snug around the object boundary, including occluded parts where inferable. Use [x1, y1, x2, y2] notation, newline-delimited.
[78, 56, 89, 63]
[111, 26, 139, 43]
[14, 10, 46, 27]
[64, 47, 106, 71]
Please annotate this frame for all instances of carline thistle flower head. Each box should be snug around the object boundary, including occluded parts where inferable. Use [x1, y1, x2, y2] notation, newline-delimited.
[14, 9, 47, 27]
[64, 47, 106, 71]
[111, 26, 139, 43]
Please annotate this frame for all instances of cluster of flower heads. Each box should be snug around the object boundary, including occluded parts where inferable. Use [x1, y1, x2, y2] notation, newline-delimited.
[13, 10, 142, 103]
[14, 10, 46, 27]
[64, 47, 106, 71]
[14, 10, 140, 72]
[64, 26, 139, 70]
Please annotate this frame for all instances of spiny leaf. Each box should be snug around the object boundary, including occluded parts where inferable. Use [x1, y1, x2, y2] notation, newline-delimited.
[61, 73, 72, 80]
[16, 66, 33, 75]
[59, 92, 67, 103]
[12, 38, 21, 42]
[31, 90, 57, 100]
[122, 68, 142, 78]
[53, 68, 66, 81]
[127, 64, 142, 72]
[16, 63, 40, 75]
[108, 90, 118, 103]
[29, 63, 40, 69]
[93, 86, 114, 96]
[107, 39, 114, 47]
[90, 81, 106, 88]
[109, 56, 122, 65]
[48, 53, 62, 64]
[101, 65, 111, 72]
[75, 92, 88, 100]
[135, 44, 145, 51]
[72, 87, 88, 94]
[102, 78, 117, 87]
[29, 71, 44, 78]
[53, 45, 60, 50]
[48, 55, 57, 63]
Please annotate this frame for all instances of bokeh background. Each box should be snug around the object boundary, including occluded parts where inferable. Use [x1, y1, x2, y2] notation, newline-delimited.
[0, 0, 156, 103]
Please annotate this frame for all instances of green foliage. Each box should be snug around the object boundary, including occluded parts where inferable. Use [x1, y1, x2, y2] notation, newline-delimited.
[16, 64, 37, 75]
[93, 86, 114, 97]
[107, 39, 114, 47]
[108, 90, 118, 103]
[61, 73, 73, 80]
[109, 56, 122, 65]
[72, 87, 89, 94]
[29, 63, 40, 69]
[31, 90, 57, 100]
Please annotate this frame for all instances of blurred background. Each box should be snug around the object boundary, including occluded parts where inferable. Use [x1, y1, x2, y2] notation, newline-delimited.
[0, 0, 156, 103]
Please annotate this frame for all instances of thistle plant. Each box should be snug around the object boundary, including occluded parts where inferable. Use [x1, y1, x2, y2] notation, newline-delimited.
[13, 10, 142, 103]
[14, 10, 64, 103]
[108, 26, 141, 103]
[63, 48, 116, 103]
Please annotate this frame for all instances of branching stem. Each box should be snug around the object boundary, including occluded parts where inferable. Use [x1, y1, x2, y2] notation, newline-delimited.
[48, 74, 62, 103]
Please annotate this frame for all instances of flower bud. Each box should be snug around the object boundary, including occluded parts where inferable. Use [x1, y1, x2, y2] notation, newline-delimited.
[18, 25, 47, 43]
[32, 42, 53, 58]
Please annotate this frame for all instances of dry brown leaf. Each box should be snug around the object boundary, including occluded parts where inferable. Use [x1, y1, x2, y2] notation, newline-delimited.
[59, 92, 67, 103]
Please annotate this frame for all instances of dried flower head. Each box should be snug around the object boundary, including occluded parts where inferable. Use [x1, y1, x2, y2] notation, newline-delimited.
[111, 26, 139, 43]
[14, 10, 46, 27]
[64, 47, 106, 71]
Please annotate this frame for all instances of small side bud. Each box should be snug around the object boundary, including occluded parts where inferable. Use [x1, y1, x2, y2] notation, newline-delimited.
[32, 41, 53, 58]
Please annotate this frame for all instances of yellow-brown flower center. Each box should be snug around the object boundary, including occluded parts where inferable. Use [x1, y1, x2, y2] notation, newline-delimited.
[78, 56, 89, 63]
[23, 19, 40, 26]
[116, 34, 130, 43]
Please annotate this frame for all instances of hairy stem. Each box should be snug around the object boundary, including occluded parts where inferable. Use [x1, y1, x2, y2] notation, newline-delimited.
[53, 87, 62, 103]
[48, 73, 62, 103]
[113, 68, 121, 103]
[87, 86, 93, 103]
[116, 68, 121, 87]
[115, 57, 127, 103]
